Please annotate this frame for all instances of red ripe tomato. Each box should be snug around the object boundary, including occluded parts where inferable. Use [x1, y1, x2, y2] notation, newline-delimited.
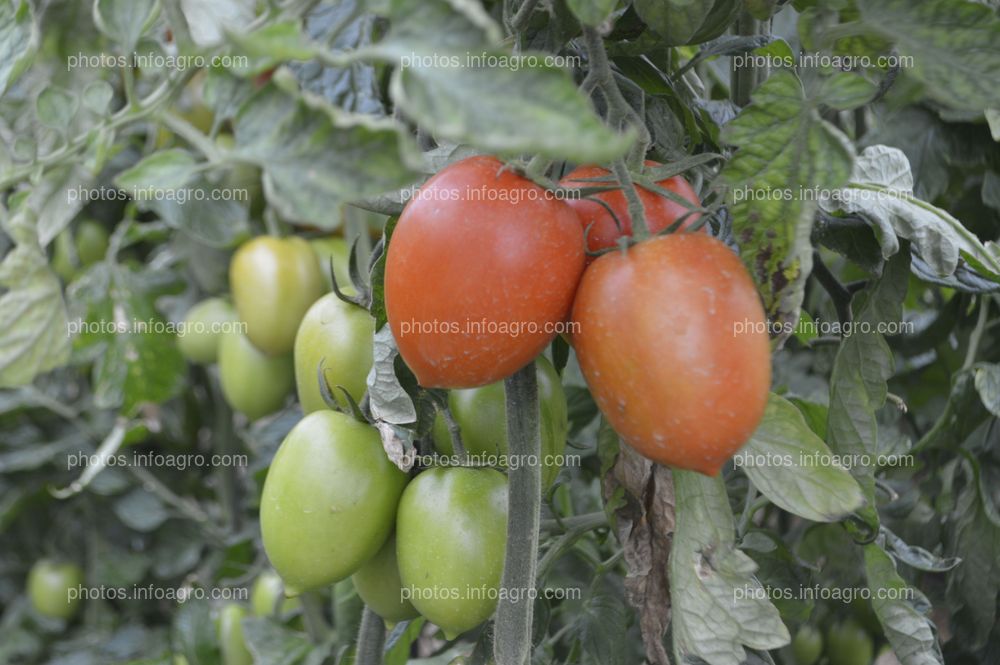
[385, 155, 585, 388]
[571, 233, 770, 475]
[560, 162, 702, 258]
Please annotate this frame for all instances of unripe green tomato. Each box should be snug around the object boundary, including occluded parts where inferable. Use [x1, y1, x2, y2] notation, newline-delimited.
[75, 220, 109, 266]
[826, 618, 874, 665]
[792, 624, 823, 665]
[52, 230, 78, 281]
[351, 533, 419, 625]
[218, 331, 293, 420]
[27, 559, 83, 621]
[177, 298, 239, 364]
[229, 236, 325, 356]
[250, 570, 299, 617]
[432, 356, 567, 487]
[310, 237, 351, 292]
[396, 467, 507, 639]
[217, 603, 252, 665]
[261, 410, 408, 592]
[293, 293, 374, 414]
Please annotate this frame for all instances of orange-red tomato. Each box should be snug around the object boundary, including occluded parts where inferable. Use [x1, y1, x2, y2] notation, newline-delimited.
[385, 155, 585, 388]
[571, 233, 770, 475]
[560, 162, 702, 258]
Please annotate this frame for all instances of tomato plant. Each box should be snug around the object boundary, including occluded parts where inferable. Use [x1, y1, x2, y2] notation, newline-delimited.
[395, 467, 508, 639]
[385, 155, 585, 388]
[571, 232, 771, 474]
[177, 298, 239, 364]
[27, 560, 83, 621]
[218, 331, 294, 420]
[293, 293, 375, 413]
[229, 236, 326, 356]
[560, 162, 702, 255]
[3, 1, 999, 664]
[217, 603, 253, 665]
[351, 533, 420, 625]
[260, 410, 408, 592]
[432, 355, 568, 487]
[826, 618, 874, 665]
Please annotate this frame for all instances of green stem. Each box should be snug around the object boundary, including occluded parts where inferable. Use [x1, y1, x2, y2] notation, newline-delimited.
[610, 159, 648, 240]
[356, 606, 386, 665]
[159, 111, 223, 162]
[508, 0, 540, 33]
[300, 591, 331, 643]
[962, 297, 990, 370]
[495, 364, 541, 665]
[730, 10, 764, 107]
[540, 511, 607, 533]
[207, 369, 239, 533]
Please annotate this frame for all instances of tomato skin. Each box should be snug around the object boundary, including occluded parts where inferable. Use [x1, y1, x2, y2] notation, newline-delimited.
[351, 533, 420, 624]
[432, 355, 567, 487]
[250, 570, 299, 617]
[75, 220, 110, 266]
[385, 155, 585, 388]
[560, 162, 701, 258]
[396, 467, 507, 639]
[571, 233, 770, 475]
[27, 560, 83, 621]
[217, 603, 252, 665]
[826, 618, 874, 665]
[293, 294, 374, 414]
[229, 236, 325, 356]
[309, 237, 351, 292]
[218, 331, 294, 420]
[178, 298, 239, 364]
[260, 410, 408, 592]
[792, 625, 824, 665]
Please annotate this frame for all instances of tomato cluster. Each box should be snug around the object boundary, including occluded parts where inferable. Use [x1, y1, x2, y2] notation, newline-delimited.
[168, 153, 771, 642]
[386, 155, 771, 476]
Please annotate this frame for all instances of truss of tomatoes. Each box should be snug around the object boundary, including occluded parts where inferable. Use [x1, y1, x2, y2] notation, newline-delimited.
[386, 155, 771, 476]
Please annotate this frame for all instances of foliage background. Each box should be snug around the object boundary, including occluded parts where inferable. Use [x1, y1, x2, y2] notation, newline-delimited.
[1, 0, 1000, 664]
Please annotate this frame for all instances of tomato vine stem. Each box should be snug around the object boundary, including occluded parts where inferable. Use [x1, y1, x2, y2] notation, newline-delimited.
[355, 606, 386, 665]
[495, 363, 542, 665]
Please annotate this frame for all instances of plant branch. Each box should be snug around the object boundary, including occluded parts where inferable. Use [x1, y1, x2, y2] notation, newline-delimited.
[508, 0, 540, 33]
[495, 363, 542, 665]
[355, 606, 386, 665]
[962, 296, 990, 371]
[812, 252, 853, 328]
[300, 590, 332, 643]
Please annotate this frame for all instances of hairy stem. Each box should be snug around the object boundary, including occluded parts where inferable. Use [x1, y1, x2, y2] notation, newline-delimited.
[355, 606, 386, 665]
[495, 363, 541, 665]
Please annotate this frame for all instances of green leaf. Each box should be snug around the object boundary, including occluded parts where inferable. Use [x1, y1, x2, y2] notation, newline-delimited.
[82, 80, 114, 114]
[826, 250, 909, 516]
[741, 394, 865, 522]
[565, 0, 616, 26]
[670, 471, 790, 665]
[946, 472, 1000, 648]
[633, 0, 716, 45]
[113, 488, 170, 532]
[115, 149, 201, 192]
[576, 589, 627, 665]
[227, 21, 319, 74]
[241, 617, 312, 665]
[36, 86, 77, 130]
[67, 264, 186, 415]
[0, 0, 37, 96]
[0, 244, 70, 387]
[179, 0, 254, 47]
[864, 543, 944, 664]
[19, 164, 92, 246]
[721, 70, 855, 334]
[92, 0, 159, 51]
[384, 618, 426, 665]
[820, 145, 1000, 281]
[234, 85, 421, 227]
[816, 72, 878, 110]
[171, 598, 220, 665]
[390, 54, 634, 164]
[974, 363, 1000, 417]
[858, 0, 1000, 111]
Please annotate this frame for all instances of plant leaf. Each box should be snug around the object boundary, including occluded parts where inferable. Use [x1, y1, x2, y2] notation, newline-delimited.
[742, 394, 865, 522]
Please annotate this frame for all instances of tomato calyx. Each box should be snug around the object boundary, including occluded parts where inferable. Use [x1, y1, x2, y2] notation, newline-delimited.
[329, 237, 375, 310]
